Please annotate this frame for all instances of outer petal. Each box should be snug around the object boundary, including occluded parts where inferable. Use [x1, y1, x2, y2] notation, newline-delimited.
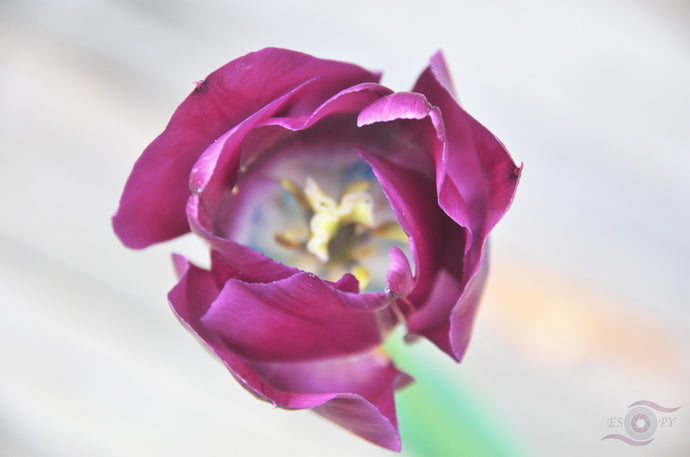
[113, 48, 380, 249]
[168, 256, 408, 451]
[412, 52, 521, 359]
[357, 83, 519, 360]
[414, 51, 522, 264]
[250, 353, 411, 451]
[200, 272, 390, 362]
[187, 78, 320, 209]
[208, 246, 299, 285]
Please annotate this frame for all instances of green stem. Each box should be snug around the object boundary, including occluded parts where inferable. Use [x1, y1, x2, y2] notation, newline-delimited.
[385, 331, 528, 457]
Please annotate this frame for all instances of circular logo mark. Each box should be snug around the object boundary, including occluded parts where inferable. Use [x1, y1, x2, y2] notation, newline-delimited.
[624, 406, 656, 441]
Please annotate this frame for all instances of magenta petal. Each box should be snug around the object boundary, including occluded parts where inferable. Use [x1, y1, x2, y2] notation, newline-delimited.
[358, 148, 462, 299]
[356, 78, 515, 360]
[414, 51, 522, 255]
[404, 269, 461, 356]
[386, 246, 414, 297]
[113, 48, 380, 249]
[250, 353, 409, 451]
[357, 91, 443, 131]
[168, 254, 222, 333]
[334, 273, 361, 293]
[168, 256, 407, 451]
[449, 249, 489, 360]
[200, 272, 390, 362]
[260, 82, 393, 132]
[188, 78, 319, 201]
[314, 396, 401, 451]
[410, 52, 521, 359]
[208, 244, 299, 285]
[360, 146, 474, 358]
[425, 51, 457, 99]
[406, 252, 488, 361]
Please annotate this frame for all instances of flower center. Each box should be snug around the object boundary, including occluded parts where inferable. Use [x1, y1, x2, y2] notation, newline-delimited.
[274, 176, 407, 290]
[221, 147, 411, 292]
[305, 177, 375, 261]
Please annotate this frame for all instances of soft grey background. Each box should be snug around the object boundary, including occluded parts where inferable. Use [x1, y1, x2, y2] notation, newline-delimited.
[1, 0, 688, 456]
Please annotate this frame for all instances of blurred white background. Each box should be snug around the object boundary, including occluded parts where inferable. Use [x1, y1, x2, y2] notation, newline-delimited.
[1, 0, 688, 456]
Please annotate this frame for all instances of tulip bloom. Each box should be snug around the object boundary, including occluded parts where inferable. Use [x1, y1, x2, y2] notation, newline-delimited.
[113, 48, 521, 450]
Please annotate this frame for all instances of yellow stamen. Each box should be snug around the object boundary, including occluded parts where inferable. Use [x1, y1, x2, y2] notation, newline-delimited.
[351, 265, 371, 290]
[304, 177, 375, 262]
[340, 180, 371, 199]
[280, 178, 311, 210]
[372, 220, 409, 243]
[274, 231, 301, 249]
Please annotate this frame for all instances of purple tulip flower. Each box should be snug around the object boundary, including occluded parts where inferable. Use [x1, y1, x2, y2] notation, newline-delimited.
[113, 48, 521, 450]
